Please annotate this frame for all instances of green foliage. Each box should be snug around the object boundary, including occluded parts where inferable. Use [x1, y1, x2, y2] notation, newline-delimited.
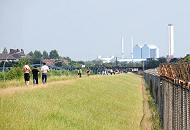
[170, 54, 190, 63]
[42, 50, 49, 59]
[15, 57, 30, 68]
[169, 58, 180, 63]
[26, 50, 42, 64]
[91, 60, 103, 65]
[27, 51, 34, 57]
[0, 58, 28, 81]
[183, 54, 190, 61]
[0, 61, 17, 67]
[158, 57, 167, 64]
[49, 70, 77, 76]
[54, 61, 63, 67]
[69, 61, 81, 68]
[49, 50, 59, 59]
[145, 85, 162, 130]
[0, 72, 3, 80]
[148, 94, 162, 130]
[64, 57, 72, 62]
[5, 67, 23, 80]
[125, 62, 142, 67]
[145, 58, 160, 69]
[33, 50, 42, 59]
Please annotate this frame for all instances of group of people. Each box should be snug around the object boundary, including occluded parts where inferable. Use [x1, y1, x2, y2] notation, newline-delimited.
[23, 62, 49, 86]
[77, 68, 91, 78]
[23, 64, 91, 86]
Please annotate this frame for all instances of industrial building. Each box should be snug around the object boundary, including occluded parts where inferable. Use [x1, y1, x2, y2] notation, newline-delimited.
[133, 44, 159, 59]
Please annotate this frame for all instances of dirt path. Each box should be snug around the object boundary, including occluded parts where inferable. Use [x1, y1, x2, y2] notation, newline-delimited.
[140, 78, 152, 130]
[0, 80, 75, 97]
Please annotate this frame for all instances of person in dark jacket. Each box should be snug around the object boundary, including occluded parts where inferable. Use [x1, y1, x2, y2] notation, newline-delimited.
[78, 68, 82, 78]
[32, 66, 40, 85]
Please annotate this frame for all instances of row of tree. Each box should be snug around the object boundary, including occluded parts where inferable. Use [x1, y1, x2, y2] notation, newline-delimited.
[27, 50, 60, 60]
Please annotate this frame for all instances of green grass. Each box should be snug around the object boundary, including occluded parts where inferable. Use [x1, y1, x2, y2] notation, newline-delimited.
[146, 88, 162, 130]
[0, 75, 75, 88]
[0, 73, 143, 130]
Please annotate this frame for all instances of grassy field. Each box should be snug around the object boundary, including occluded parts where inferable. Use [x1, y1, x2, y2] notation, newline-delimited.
[0, 73, 143, 130]
[0, 75, 75, 88]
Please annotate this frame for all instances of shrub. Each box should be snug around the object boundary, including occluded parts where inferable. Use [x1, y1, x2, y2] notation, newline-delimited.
[48, 70, 77, 77]
[0, 72, 4, 80]
[5, 67, 23, 80]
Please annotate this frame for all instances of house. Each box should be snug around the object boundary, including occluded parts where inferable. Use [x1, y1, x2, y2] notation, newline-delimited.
[0, 49, 25, 62]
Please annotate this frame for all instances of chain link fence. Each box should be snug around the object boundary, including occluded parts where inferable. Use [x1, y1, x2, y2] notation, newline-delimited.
[144, 70, 190, 130]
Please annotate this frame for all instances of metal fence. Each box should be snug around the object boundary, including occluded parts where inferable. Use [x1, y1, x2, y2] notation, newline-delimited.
[144, 64, 190, 130]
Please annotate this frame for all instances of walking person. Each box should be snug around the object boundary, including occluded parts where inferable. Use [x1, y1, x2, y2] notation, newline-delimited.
[41, 62, 49, 84]
[86, 69, 90, 76]
[32, 66, 39, 85]
[23, 64, 31, 86]
[78, 68, 82, 78]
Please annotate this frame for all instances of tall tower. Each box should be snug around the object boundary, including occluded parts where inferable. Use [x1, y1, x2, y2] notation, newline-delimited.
[168, 24, 174, 58]
[131, 36, 134, 59]
[121, 35, 125, 59]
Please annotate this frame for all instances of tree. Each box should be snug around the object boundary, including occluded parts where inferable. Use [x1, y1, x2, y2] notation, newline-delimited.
[49, 50, 59, 59]
[183, 54, 190, 61]
[145, 58, 160, 69]
[55, 61, 63, 67]
[170, 58, 180, 63]
[91, 59, 103, 65]
[27, 51, 34, 58]
[158, 57, 167, 64]
[16, 57, 30, 68]
[33, 50, 42, 59]
[42, 50, 49, 59]
[64, 57, 72, 62]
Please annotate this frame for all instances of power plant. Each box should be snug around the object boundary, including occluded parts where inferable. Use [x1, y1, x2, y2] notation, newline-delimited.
[97, 23, 179, 63]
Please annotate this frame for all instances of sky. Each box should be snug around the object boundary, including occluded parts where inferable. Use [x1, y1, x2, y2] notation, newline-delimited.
[0, 0, 190, 60]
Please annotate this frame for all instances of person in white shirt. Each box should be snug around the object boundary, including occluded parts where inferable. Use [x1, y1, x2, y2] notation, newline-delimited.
[41, 62, 49, 84]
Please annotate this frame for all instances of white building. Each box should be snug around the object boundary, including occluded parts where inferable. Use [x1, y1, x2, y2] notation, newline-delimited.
[133, 44, 159, 59]
[97, 56, 115, 63]
[133, 44, 142, 59]
[146, 44, 159, 58]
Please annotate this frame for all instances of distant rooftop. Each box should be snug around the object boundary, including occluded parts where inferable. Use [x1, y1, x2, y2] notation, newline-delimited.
[0, 49, 25, 61]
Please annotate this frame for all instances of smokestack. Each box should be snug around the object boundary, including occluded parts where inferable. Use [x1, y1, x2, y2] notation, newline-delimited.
[121, 35, 124, 59]
[168, 24, 174, 58]
[131, 36, 134, 59]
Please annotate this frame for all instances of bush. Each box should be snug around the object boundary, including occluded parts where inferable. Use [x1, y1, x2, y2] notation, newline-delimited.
[5, 67, 23, 80]
[0, 72, 4, 80]
[0, 67, 77, 81]
[48, 70, 77, 77]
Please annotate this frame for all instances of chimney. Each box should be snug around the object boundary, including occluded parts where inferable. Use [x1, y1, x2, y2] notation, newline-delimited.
[121, 34, 125, 59]
[131, 36, 134, 59]
[168, 24, 174, 58]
